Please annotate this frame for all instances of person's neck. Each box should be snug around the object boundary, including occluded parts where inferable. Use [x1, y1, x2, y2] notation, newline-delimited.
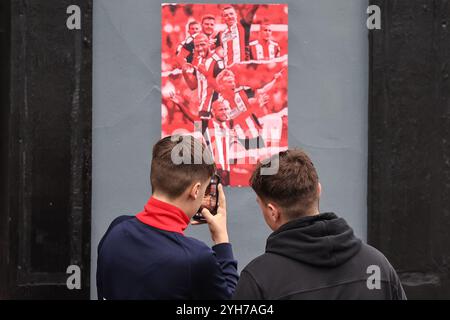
[281, 206, 320, 226]
[228, 22, 237, 30]
[261, 38, 270, 44]
[304, 207, 320, 217]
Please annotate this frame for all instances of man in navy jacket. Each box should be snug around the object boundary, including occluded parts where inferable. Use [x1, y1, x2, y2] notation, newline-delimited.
[96, 135, 238, 299]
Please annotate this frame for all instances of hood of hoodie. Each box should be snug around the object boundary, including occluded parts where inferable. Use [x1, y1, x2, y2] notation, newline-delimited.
[266, 212, 362, 268]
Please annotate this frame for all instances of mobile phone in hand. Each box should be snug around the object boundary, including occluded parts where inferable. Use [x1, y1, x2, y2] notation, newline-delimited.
[193, 174, 221, 223]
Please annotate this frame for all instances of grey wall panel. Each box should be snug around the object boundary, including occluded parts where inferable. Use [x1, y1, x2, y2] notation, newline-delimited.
[92, 0, 368, 298]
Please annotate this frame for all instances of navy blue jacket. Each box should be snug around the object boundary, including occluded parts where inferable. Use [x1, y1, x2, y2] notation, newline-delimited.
[97, 201, 238, 300]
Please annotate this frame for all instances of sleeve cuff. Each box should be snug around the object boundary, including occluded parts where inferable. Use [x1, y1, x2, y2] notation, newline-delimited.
[212, 243, 234, 260]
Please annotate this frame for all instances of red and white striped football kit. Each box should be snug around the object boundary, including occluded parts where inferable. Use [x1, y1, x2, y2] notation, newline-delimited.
[221, 20, 252, 67]
[249, 40, 281, 61]
[192, 53, 224, 115]
[203, 120, 236, 172]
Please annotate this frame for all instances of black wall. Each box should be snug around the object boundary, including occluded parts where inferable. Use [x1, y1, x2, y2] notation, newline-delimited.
[369, 0, 450, 299]
[0, 0, 12, 299]
[0, 0, 92, 299]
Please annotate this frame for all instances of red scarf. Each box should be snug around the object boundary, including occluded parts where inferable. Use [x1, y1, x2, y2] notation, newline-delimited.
[136, 197, 190, 235]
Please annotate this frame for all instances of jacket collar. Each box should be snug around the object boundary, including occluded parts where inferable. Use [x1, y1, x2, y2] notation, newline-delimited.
[266, 212, 362, 268]
[136, 197, 190, 235]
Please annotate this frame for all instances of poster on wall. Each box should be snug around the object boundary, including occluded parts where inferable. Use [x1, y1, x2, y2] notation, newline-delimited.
[161, 3, 288, 186]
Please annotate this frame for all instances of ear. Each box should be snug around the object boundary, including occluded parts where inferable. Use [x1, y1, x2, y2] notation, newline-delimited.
[189, 182, 202, 200]
[317, 182, 322, 198]
[266, 202, 281, 223]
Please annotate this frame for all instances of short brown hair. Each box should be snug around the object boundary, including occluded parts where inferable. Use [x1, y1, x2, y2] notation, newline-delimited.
[250, 149, 319, 219]
[202, 14, 216, 23]
[151, 135, 215, 199]
[222, 5, 235, 13]
[188, 21, 200, 29]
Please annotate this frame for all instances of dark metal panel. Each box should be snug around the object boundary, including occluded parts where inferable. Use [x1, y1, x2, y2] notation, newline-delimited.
[369, 0, 450, 299]
[0, 0, 12, 300]
[1, 0, 92, 299]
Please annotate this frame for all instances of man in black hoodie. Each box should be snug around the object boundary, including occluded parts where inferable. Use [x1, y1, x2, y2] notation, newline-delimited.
[233, 149, 406, 300]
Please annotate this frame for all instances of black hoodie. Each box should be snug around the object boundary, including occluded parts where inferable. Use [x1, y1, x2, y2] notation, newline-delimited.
[233, 213, 406, 300]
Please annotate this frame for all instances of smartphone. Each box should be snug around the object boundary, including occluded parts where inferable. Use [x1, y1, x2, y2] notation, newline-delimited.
[193, 174, 221, 223]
